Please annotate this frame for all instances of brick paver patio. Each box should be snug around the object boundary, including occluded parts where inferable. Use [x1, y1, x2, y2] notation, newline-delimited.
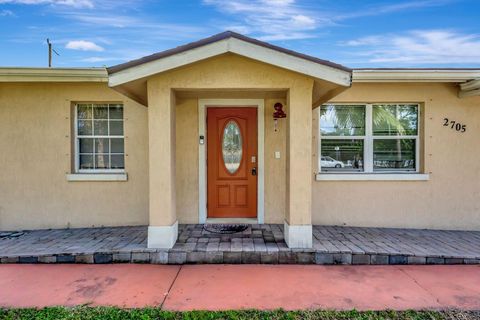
[1, 224, 479, 264]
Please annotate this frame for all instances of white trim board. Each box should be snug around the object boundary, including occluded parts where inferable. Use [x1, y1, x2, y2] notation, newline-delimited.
[316, 173, 430, 181]
[108, 38, 351, 87]
[198, 99, 265, 224]
[206, 218, 258, 224]
[66, 173, 128, 181]
[0, 67, 108, 83]
[353, 70, 480, 83]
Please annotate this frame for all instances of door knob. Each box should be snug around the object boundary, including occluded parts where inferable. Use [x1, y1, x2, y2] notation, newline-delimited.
[251, 167, 257, 176]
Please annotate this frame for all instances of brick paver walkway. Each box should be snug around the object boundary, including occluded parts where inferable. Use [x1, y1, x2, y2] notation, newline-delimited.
[1, 224, 479, 264]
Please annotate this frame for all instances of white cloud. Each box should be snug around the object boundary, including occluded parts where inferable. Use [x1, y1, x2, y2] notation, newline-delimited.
[56, 0, 92, 7]
[65, 13, 210, 39]
[80, 56, 111, 62]
[341, 30, 480, 65]
[290, 15, 315, 28]
[71, 14, 134, 28]
[0, 0, 93, 7]
[0, 9, 14, 16]
[65, 40, 104, 51]
[203, 0, 456, 42]
[203, 0, 320, 41]
[336, 0, 454, 20]
[261, 0, 294, 5]
[341, 36, 384, 47]
[79, 48, 157, 64]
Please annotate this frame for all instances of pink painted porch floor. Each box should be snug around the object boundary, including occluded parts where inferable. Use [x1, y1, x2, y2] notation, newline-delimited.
[0, 264, 479, 311]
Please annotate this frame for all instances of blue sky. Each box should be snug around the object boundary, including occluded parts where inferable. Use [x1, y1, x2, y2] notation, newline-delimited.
[0, 0, 479, 68]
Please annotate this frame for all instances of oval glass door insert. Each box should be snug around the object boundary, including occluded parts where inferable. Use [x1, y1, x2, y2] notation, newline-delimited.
[222, 120, 243, 174]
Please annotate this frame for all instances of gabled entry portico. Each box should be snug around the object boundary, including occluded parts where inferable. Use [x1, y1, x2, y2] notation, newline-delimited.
[107, 31, 352, 249]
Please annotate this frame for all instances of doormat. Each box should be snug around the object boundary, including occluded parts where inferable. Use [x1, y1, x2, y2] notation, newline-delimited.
[203, 224, 249, 234]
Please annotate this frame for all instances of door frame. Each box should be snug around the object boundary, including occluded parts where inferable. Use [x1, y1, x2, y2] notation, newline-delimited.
[198, 99, 265, 224]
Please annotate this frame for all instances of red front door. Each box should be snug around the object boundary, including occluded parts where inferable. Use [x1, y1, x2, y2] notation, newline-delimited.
[207, 107, 257, 218]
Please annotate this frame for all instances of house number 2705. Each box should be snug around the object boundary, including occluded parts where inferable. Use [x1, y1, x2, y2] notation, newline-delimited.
[443, 118, 466, 132]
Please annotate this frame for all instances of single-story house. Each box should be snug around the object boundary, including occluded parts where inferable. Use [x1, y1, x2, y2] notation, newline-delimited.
[1, 31, 479, 249]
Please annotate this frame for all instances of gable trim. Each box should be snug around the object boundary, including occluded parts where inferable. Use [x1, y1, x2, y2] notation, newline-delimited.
[228, 38, 351, 87]
[108, 34, 352, 87]
[108, 39, 229, 87]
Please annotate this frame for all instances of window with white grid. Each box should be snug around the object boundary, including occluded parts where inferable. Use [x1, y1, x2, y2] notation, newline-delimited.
[318, 103, 420, 173]
[75, 103, 125, 173]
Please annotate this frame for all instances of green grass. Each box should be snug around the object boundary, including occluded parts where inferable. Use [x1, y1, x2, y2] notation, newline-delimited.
[0, 307, 454, 320]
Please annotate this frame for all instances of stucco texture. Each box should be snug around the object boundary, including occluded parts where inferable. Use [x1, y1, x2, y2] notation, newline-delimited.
[174, 97, 288, 224]
[313, 82, 480, 230]
[2, 57, 480, 232]
[147, 53, 313, 227]
[0, 83, 149, 230]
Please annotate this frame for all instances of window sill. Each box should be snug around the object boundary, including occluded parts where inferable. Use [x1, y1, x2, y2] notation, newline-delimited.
[66, 173, 128, 182]
[316, 173, 430, 181]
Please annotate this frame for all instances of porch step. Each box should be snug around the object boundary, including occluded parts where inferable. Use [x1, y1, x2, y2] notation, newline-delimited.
[1, 225, 479, 265]
[2, 251, 479, 265]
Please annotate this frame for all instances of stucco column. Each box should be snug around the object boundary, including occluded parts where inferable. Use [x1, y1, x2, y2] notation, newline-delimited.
[147, 80, 178, 248]
[285, 82, 313, 248]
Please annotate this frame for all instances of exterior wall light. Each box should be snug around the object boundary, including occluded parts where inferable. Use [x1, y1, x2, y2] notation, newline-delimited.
[273, 102, 286, 132]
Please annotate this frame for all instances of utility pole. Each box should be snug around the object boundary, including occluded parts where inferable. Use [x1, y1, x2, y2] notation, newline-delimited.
[47, 38, 52, 67]
[46, 38, 59, 67]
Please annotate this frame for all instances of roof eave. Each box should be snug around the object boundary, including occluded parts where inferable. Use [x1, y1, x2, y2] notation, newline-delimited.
[107, 33, 352, 88]
[0, 67, 108, 83]
[459, 79, 480, 98]
[352, 69, 480, 83]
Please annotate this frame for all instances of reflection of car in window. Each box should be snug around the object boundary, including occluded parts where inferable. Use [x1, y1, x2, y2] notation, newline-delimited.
[321, 156, 345, 168]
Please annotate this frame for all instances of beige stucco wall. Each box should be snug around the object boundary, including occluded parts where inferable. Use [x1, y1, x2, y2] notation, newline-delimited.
[264, 98, 288, 224]
[4, 59, 479, 232]
[175, 97, 199, 223]
[313, 82, 480, 230]
[174, 97, 288, 224]
[286, 83, 313, 225]
[0, 83, 149, 231]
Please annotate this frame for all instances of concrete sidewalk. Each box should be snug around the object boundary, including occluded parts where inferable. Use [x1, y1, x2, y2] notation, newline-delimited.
[0, 265, 479, 311]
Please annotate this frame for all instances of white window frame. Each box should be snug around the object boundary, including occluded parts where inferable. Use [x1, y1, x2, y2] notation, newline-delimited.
[74, 103, 125, 174]
[317, 103, 420, 174]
